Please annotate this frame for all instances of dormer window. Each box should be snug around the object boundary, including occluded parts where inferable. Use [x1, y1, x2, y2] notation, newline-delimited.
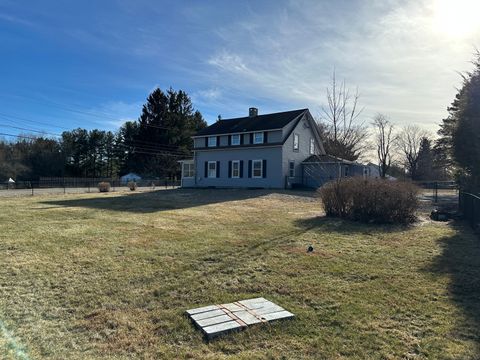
[208, 136, 217, 147]
[231, 134, 240, 146]
[254, 132, 264, 144]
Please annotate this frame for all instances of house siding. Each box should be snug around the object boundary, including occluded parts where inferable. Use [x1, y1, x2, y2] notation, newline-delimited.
[193, 130, 282, 149]
[282, 114, 322, 186]
[194, 147, 283, 188]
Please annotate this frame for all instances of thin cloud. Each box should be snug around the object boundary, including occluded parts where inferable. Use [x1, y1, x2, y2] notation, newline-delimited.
[0, 13, 35, 27]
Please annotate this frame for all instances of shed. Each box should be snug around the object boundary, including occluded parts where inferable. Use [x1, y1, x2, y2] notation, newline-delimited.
[302, 155, 366, 188]
[120, 173, 142, 184]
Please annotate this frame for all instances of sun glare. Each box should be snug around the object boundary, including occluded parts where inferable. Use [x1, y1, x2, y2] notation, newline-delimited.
[433, 0, 480, 38]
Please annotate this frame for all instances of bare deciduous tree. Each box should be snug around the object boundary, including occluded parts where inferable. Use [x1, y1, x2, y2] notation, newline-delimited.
[372, 114, 395, 178]
[318, 71, 369, 161]
[396, 125, 429, 180]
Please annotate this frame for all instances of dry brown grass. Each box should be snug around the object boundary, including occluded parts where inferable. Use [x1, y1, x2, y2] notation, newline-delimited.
[0, 189, 478, 359]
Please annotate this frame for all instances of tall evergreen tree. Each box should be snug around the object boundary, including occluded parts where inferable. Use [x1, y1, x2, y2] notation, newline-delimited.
[416, 137, 434, 180]
[125, 87, 206, 177]
[436, 52, 480, 191]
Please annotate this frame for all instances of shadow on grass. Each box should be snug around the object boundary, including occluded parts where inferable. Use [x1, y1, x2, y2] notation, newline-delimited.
[41, 188, 315, 213]
[425, 222, 480, 352]
[294, 215, 413, 235]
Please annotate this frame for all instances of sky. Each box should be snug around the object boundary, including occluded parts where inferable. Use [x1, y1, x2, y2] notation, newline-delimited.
[0, 0, 479, 140]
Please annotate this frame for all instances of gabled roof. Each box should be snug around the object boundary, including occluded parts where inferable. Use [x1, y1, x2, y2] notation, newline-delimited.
[195, 109, 308, 136]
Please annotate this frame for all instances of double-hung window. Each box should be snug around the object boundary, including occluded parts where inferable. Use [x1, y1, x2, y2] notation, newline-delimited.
[293, 133, 299, 151]
[231, 134, 240, 146]
[208, 136, 217, 147]
[252, 159, 263, 178]
[232, 160, 240, 178]
[309, 138, 315, 154]
[183, 163, 194, 178]
[253, 132, 264, 144]
[208, 161, 217, 178]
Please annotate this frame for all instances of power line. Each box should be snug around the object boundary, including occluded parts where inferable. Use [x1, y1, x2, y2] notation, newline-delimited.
[115, 142, 190, 157]
[0, 112, 71, 130]
[0, 93, 172, 129]
[0, 123, 61, 137]
[121, 138, 182, 148]
[0, 124, 191, 156]
[0, 132, 40, 141]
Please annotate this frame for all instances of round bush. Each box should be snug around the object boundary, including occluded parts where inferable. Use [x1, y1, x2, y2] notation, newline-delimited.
[98, 182, 111, 193]
[128, 181, 137, 191]
[318, 177, 419, 224]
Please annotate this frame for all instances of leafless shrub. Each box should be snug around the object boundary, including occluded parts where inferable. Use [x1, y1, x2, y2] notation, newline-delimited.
[98, 182, 111, 192]
[128, 181, 137, 191]
[318, 177, 419, 224]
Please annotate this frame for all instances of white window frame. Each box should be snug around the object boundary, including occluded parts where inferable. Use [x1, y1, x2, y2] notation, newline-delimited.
[293, 133, 299, 151]
[289, 161, 295, 178]
[231, 134, 240, 146]
[253, 132, 264, 144]
[232, 160, 240, 178]
[208, 136, 217, 147]
[182, 163, 194, 178]
[252, 159, 263, 178]
[208, 161, 217, 178]
[310, 138, 315, 155]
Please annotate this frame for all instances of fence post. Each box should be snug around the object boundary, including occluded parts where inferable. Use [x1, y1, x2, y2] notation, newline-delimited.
[31, 182, 34, 196]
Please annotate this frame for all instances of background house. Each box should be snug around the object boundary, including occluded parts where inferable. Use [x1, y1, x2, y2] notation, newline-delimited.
[120, 172, 142, 184]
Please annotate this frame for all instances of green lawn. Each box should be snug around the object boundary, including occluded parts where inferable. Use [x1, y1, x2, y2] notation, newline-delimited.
[0, 189, 478, 359]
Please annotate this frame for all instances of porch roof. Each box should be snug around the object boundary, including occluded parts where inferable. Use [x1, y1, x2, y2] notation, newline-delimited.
[302, 154, 357, 164]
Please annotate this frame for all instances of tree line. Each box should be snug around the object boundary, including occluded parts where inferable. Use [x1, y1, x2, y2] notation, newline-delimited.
[371, 52, 480, 190]
[0, 88, 206, 181]
[316, 71, 448, 181]
[1, 61, 477, 186]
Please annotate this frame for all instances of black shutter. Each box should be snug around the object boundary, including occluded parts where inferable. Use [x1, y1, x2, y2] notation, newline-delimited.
[240, 134, 244, 145]
[240, 160, 244, 178]
[263, 160, 267, 178]
[248, 160, 252, 178]
[250, 133, 253, 144]
[228, 135, 231, 146]
[216, 161, 220, 178]
[228, 161, 232, 178]
[204, 161, 208, 177]
[205, 137, 208, 147]
[217, 136, 220, 147]
[264, 132, 268, 143]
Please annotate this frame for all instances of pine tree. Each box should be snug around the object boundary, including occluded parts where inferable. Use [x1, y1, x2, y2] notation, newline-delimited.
[416, 137, 433, 180]
[124, 88, 206, 177]
[436, 52, 480, 191]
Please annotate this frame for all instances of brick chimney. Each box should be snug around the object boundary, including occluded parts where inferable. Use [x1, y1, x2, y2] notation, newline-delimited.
[249, 107, 258, 117]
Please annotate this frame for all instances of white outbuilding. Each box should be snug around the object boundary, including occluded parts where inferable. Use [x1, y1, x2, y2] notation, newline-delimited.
[120, 172, 142, 184]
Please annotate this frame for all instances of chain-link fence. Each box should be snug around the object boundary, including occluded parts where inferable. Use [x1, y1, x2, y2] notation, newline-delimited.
[459, 192, 480, 230]
[0, 178, 180, 197]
